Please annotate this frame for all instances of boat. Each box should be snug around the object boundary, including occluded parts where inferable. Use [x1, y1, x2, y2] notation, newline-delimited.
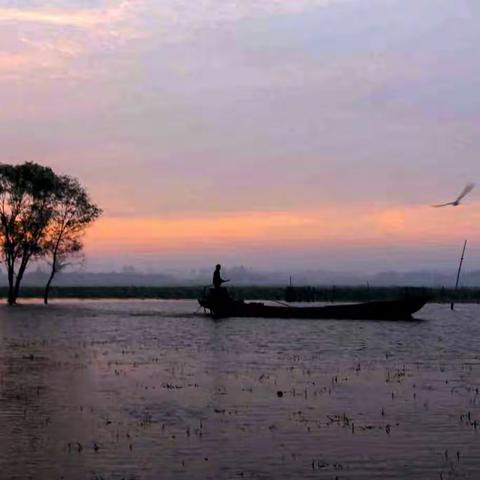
[198, 288, 429, 320]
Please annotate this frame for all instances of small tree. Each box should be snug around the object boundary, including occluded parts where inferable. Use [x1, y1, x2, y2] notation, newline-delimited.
[43, 176, 102, 304]
[0, 163, 62, 305]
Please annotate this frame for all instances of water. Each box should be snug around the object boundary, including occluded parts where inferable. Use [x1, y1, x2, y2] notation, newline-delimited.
[0, 300, 479, 479]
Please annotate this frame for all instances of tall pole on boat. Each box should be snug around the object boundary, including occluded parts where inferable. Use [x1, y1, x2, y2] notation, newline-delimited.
[451, 239, 467, 310]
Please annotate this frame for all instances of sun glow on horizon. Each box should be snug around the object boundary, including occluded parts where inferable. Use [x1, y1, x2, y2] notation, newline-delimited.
[84, 203, 480, 256]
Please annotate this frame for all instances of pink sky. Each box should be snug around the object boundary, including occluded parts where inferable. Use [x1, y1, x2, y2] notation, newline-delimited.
[2, 0, 480, 272]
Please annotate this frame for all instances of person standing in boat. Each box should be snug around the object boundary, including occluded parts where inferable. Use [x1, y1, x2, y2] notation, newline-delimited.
[213, 264, 229, 289]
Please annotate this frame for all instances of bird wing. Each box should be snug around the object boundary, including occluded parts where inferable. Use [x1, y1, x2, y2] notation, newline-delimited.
[456, 183, 475, 202]
[432, 202, 455, 208]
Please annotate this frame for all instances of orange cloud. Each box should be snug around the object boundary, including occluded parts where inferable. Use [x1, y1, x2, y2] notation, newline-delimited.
[84, 204, 480, 255]
[86, 212, 315, 253]
[0, 9, 98, 27]
[0, 2, 136, 28]
[0, 52, 31, 69]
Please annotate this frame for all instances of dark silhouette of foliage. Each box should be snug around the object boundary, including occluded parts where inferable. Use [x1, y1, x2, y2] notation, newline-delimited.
[43, 176, 102, 304]
[0, 162, 62, 304]
[0, 162, 101, 305]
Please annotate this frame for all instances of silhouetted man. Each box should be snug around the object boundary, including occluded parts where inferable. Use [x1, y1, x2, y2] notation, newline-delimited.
[213, 264, 228, 289]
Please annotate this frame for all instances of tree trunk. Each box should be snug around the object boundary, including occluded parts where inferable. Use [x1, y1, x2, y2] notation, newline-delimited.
[12, 276, 22, 305]
[44, 269, 56, 305]
[7, 263, 16, 305]
[11, 258, 28, 305]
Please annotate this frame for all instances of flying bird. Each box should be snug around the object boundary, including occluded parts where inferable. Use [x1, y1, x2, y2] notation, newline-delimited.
[432, 183, 475, 208]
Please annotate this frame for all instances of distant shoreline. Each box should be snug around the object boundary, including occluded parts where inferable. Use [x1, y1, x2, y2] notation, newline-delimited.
[3, 286, 480, 303]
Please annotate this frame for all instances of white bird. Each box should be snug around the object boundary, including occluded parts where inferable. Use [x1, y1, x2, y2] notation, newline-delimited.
[432, 183, 475, 208]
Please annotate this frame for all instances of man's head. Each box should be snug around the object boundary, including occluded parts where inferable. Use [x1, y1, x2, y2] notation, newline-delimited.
[216, 264, 221, 270]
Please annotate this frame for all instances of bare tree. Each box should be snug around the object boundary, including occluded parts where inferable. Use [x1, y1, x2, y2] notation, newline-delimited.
[0, 163, 62, 305]
[43, 176, 102, 304]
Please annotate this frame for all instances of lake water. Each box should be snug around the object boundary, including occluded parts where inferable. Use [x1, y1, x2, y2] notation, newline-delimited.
[0, 300, 479, 479]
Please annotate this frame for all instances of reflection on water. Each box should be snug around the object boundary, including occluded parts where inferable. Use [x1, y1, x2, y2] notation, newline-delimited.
[0, 300, 479, 479]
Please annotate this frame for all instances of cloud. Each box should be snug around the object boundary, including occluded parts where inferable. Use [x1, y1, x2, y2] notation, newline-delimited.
[0, 0, 345, 32]
[0, 1, 138, 28]
[0, 1, 143, 80]
[0, 0, 349, 80]
[78, 202, 480, 273]
[151, 0, 346, 24]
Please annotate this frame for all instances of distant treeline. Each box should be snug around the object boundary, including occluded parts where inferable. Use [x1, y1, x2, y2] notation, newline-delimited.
[283, 286, 468, 302]
[1, 286, 285, 301]
[3, 285, 480, 303]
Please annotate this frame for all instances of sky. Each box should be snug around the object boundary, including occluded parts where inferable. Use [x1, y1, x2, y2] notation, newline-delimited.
[1, 0, 480, 273]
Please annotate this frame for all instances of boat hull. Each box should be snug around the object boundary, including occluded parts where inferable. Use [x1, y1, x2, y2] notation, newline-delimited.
[198, 290, 428, 320]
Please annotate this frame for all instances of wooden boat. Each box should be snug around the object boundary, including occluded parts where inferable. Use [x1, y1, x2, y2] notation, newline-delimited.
[198, 288, 429, 320]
